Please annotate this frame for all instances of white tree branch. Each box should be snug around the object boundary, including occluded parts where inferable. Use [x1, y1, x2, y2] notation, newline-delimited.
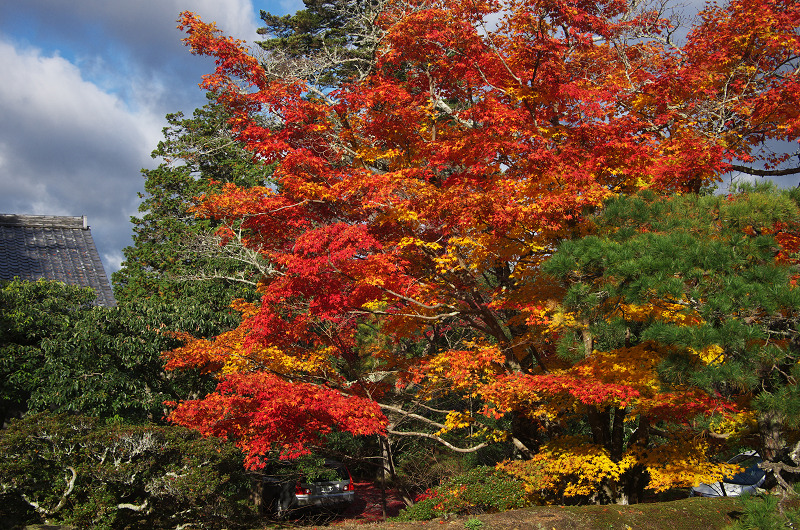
[388, 429, 489, 453]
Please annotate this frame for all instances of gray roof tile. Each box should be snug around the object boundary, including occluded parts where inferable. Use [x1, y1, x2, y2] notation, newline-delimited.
[0, 214, 116, 306]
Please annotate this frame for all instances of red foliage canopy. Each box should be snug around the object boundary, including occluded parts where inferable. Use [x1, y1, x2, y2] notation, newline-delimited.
[165, 0, 799, 478]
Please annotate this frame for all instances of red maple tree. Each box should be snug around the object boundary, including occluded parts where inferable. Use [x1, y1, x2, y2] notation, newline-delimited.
[165, 0, 800, 502]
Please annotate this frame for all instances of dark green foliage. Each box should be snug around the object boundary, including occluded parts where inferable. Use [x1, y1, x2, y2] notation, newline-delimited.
[1, 280, 96, 425]
[107, 98, 270, 423]
[395, 495, 441, 521]
[113, 95, 269, 309]
[0, 493, 38, 528]
[28, 299, 223, 423]
[0, 413, 255, 529]
[317, 430, 378, 479]
[393, 466, 530, 521]
[258, 454, 342, 486]
[2, 96, 278, 530]
[0, 279, 215, 425]
[394, 447, 472, 492]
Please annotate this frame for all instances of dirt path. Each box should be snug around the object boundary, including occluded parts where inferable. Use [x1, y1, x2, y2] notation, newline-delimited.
[338, 482, 407, 522]
[314, 486, 742, 530]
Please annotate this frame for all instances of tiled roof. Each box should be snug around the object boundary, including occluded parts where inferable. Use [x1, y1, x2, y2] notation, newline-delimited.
[0, 214, 116, 306]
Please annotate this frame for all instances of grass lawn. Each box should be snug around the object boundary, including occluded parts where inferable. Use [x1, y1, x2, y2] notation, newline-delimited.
[256, 496, 745, 529]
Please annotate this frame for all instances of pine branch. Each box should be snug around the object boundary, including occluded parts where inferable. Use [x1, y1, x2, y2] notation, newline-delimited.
[729, 164, 800, 177]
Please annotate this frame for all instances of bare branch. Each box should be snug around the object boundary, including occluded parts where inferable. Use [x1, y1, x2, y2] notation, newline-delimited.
[759, 460, 800, 495]
[357, 309, 462, 321]
[174, 221, 274, 286]
[411, 400, 455, 415]
[379, 403, 446, 429]
[118, 499, 151, 512]
[388, 429, 489, 453]
[22, 466, 76, 516]
[255, 0, 388, 88]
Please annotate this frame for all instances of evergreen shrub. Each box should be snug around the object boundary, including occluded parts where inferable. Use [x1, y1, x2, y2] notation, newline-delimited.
[0, 413, 257, 529]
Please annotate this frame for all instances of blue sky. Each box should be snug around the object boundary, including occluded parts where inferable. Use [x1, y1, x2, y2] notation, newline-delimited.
[0, 0, 301, 274]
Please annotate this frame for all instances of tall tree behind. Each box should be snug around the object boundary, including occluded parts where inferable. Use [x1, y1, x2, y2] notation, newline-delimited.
[257, 0, 386, 87]
[1, 279, 223, 425]
[113, 96, 271, 314]
[0, 280, 95, 426]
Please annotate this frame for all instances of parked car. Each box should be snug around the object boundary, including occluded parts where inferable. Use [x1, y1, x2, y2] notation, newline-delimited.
[690, 451, 766, 497]
[262, 459, 355, 518]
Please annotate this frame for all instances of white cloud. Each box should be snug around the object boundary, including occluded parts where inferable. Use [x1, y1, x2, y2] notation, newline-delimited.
[0, 0, 266, 123]
[0, 38, 161, 272]
[186, 0, 262, 39]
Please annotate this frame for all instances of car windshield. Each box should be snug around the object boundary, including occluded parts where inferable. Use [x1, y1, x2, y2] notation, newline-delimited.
[726, 455, 765, 486]
[263, 459, 349, 484]
[303, 463, 349, 483]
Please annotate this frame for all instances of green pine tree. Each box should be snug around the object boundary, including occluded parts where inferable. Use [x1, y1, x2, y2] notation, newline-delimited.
[544, 184, 800, 494]
[113, 95, 271, 315]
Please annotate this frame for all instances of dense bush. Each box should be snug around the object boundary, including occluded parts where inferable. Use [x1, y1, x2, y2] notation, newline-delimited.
[393, 446, 475, 495]
[1, 279, 217, 426]
[1, 279, 96, 425]
[0, 413, 257, 529]
[393, 466, 531, 521]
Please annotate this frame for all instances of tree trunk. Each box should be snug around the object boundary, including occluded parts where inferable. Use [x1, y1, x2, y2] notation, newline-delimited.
[380, 434, 396, 479]
[618, 465, 648, 505]
[758, 410, 789, 491]
[587, 406, 610, 447]
[588, 408, 649, 505]
[511, 413, 539, 459]
[609, 407, 626, 462]
[758, 410, 787, 462]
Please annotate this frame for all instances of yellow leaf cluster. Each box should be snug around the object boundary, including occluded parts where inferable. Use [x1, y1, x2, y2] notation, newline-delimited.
[499, 436, 637, 498]
[573, 342, 664, 393]
[543, 307, 579, 333]
[499, 433, 740, 501]
[435, 411, 475, 436]
[473, 426, 509, 443]
[361, 300, 387, 311]
[397, 236, 443, 251]
[433, 252, 458, 274]
[630, 436, 741, 492]
[707, 410, 757, 437]
[221, 343, 332, 377]
[613, 301, 701, 325]
[433, 236, 494, 274]
[689, 344, 725, 365]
